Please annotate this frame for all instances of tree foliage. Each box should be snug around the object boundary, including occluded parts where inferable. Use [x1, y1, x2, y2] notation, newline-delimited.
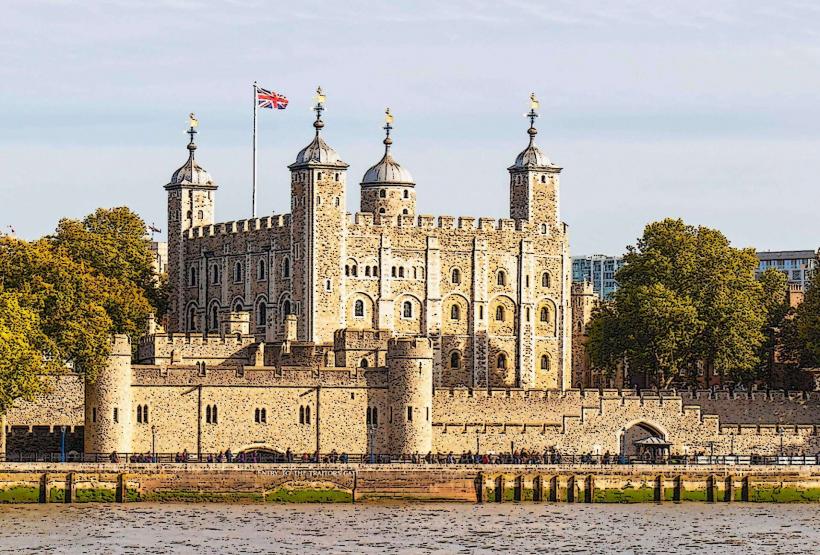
[0, 207, 156, 391]
[587, 218, 767, 387]
[0, 288, 49, 413]
[797, 253, 820, 366]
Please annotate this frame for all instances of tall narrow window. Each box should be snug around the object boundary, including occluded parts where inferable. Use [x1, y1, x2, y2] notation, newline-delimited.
[398, 267, 405, 278]
[360, 358, 368, 368]
[258, 259, 266, 280]
[299, 406, 305, 424]
[497, 271, 506, 286]
[379, 189, 386, 198]
[450, 351, 461, 368]
[255, 408, 260, 423]
[354, 300, 364, 317]
[188, 307, 197, 331]
[189, 266, 197, 286]
[365, 266, 371, 277]
[305, 406, 311, 424]
[206, 405, 212, 424]
[282, 257, 290, 278]
[403, 301, 413, 318]
[495, 306, 505, 321]
[92, 407, 97, 423]
[540, 307, 549, 322]
[403, 189, 409, 199]
[540, 355, 549, 370]
[407, 406, 413, 421]
[113, 407, 119, 424]
[450, 304, 460, 320]
[541, 272, 550, 288]
[143, 405, 149, 424]
[366, 407, 372, 426]
[257, 302, 267, 326]
[212, 405, 218, 424]
[137, 405, 142, 424]
[451, 268, 461, 284]
[211, 306, 219, 330]
[282, 300, 291, 318]
[497, 353, 507, 369]
[234, 262, 243, 282]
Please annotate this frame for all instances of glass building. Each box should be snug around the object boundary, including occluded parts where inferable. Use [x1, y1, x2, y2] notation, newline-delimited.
[571, 254, 625, 300]
[756, 250, 816, 288]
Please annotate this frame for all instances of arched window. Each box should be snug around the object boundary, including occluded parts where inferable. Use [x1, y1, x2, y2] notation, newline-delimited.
[233, 301, 243, 312]
[391, 266, 397, 278]
[257, 302, 267, 326]
[413, 267, 417, 279]
[352, 265, 357, 277]
[541, 175, 546, 183]
[360, 358, 368, 368]
[450, 351, 461, 368]
[497, 271, 506, 287]
[354, 300, 365, 318]
[137, 405, 142, 423]
[403, 189, 409, 199]
[234, 262, 243, 282]
[451, 268, 461, 284]
[541, 272, 551, 288]
[258, 259, 266, 280]
[299, 406, 305, 424]
[450, 304, 460, 320]
[372, 266, 378, 277]
[189, 266, 197, 286]
[211, 265, 220, 284]
[206, 405, 211, 423]
[540, 355, 549, 370]
[495, 305, 505, 321]
[305, 406, 311, 424]
[282, 257, 290, 278]
[187, 307, 197, 331]
[379, 189, 386, 198]
[255, 408, 260, 423]
[210, 305, 219, 330]
[540, 223, 548, 235]
[372, 407, 378, 426]
[345, 265, 350, 276]
[365, 266, 370, 277]
[526, 307, 531, 322]
[497, 353, 507, 369]
[206, 405, 218, 424]
[260, 408, 266, 423]
[366, 407, 372, 426]
[403, 301, 413, 318]
[282, 300, 291, 319]
[143, 405, 149, 424]
[398, 267, 405, 278]
[540, 307, 549, 322]
[379, 208, 386, 214]
[402, 209, 409, 215]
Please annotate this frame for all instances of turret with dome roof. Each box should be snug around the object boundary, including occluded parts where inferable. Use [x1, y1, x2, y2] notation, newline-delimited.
[360, 108, 416, 219]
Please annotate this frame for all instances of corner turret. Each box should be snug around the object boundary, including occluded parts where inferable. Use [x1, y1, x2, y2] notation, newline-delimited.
[84, 334, 133, 455]
[387, 337, 433, 455]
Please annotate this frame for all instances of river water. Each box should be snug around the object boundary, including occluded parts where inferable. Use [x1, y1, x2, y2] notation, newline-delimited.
[0, 502, 817, 554]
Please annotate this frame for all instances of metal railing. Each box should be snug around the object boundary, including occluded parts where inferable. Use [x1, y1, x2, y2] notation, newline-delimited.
[2, 452, 819, 466]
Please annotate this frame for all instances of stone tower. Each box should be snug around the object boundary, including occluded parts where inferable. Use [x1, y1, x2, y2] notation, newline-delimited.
[165, 115, 216, 332]
[360, 108, 416, 219]
[84, 334, 133, 455]
[571, 281, 596, 388]
[508, 94, 562, 229]
[387, 337, 433, 455]
[288, 88, 349, 343]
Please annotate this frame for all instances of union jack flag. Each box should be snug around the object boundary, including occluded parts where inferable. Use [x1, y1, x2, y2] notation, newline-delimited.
[257, 87, 288, 110]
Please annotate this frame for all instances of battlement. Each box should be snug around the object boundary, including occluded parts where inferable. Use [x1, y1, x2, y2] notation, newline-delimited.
[388, 336, 433, 360]
[348, 213, 533, 234]
[187, 214, 291, 238]
[130, 363, 387, 388]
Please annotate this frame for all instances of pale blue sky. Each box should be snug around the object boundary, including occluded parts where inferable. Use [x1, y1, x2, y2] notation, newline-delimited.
[1, 0, 819, 254]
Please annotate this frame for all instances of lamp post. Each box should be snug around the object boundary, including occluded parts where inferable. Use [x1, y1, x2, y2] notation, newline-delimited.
[779, 428, 784, 459]
[151, 425, 157, 463]
[620, 427, 626, 462]
[60, 426, 66, 463]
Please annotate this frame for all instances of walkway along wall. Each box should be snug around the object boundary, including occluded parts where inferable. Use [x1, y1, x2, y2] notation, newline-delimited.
[0, 463, 819, 503]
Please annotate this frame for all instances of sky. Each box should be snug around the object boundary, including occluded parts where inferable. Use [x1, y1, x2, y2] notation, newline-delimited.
[1, 0, 819, 255]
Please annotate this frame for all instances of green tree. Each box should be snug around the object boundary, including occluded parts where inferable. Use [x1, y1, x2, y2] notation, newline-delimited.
[756, 268, 790, 383]
[0, 288, 48, 413]
[797, 254, 820, 366]
[587, 218, 766, 387]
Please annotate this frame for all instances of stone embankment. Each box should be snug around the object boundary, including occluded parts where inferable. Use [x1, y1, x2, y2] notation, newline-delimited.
[0, 463, 818, 504]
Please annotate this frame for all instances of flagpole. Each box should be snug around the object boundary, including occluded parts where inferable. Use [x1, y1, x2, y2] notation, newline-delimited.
[252, 81, 258, 218]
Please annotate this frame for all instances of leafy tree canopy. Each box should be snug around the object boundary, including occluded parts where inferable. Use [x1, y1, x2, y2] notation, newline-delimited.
[0, 207, 156, 387]
[797, 252, 820, 366]
[588, 218, 767, 387]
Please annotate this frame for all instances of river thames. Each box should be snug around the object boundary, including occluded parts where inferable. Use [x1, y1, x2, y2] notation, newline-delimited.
[0, 502, 817, 554]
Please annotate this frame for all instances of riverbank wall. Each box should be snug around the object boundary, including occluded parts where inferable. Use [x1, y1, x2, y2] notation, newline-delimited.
[0, 463, 819, 504]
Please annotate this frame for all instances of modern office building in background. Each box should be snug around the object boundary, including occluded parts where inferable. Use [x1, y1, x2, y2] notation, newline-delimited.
[571, 254, 626, 300]
[756, 250, 815, 288]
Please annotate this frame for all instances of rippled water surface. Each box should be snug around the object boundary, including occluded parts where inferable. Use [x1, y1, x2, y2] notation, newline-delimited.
[0, 502, 817, 554]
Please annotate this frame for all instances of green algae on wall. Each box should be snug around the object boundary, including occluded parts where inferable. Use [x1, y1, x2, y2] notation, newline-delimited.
[593, 486, 656, 503]
[265, 488, 352, 503]
[748, 486, 820, 503]
[0, 486, 39, 503]
[74, 487, 116, 503]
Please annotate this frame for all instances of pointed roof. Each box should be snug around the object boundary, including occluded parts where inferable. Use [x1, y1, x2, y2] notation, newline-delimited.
[508, 93, 560, 172]
[361, 108, 414, 186]
[166, 116, 216, 188]
[289, 87, 348, 170]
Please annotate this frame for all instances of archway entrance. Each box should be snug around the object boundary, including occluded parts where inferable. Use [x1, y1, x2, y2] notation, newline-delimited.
[621, 422, 670, 462]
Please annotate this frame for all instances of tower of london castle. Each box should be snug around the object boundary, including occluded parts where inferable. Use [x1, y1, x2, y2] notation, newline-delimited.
[5, 93, 820, 461]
